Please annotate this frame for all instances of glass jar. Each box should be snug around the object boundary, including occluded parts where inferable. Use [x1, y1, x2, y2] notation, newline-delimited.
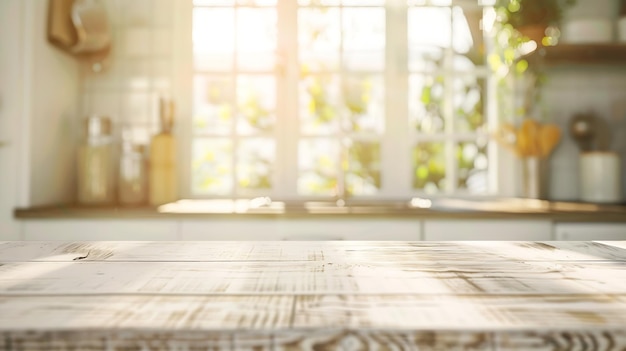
[77, 116, 115, 205]
[119, 143, 148, 205]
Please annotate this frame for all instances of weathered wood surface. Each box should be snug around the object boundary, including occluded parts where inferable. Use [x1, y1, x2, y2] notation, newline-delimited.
[1, 260, 626, 295]
[0, 241, 625, 351]
[1, 241, 625, 262]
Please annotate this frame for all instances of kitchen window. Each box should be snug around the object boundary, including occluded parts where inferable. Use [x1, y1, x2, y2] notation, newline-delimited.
[183, 0, 497, 200]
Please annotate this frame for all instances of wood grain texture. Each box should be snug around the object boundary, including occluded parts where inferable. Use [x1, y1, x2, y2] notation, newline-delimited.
[4, 330, 626, 351]
[0, 241, 625, 350]
[0, 295, 293, 331]
[1, 260, 625, 295]
[1, 241, 625, 263]
[294, 294, 626, 329]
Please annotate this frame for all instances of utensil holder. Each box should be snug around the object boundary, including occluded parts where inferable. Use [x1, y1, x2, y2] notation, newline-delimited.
[522, 157, 548, 199]
[580, 152, 623, 203]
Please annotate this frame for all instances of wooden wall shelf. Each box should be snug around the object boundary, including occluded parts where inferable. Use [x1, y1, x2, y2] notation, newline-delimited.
[524, 44, 626, 66]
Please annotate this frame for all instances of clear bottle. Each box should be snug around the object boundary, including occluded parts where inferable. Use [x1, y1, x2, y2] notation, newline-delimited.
[77, 116, 115, 205]
[119, 142, 148, 206]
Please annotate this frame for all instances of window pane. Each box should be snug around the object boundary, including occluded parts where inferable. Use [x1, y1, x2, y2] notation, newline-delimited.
[342, 8, 385, 71]
[408, 7, 451, 71]
[412, 142, 446, 192]
[453, 55, 479, 71]
[300, 74, 341, 135]
[298, 139, 339, 196]
[236, 8, 277, 71]
[192, 139, 233, 195]
[298, 8, 341, 71]
[408, 53, 442, 72]
[409, 74, 445, 134]
[342, 75, 384, 133]
[237, 75, 276, 134]
[408, 7, 451, 49]
[237, 138, 275, 190]
[347, 140, 381, 196]
[457, 140, 488, 193]
[193, 8, 234, 71]
[193, 75, 233, 135]
[453, 6, 484, 63]
[453, 76, 485, 132]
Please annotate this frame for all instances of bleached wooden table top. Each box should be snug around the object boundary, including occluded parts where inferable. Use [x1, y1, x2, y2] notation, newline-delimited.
[0, 241, 625, 351]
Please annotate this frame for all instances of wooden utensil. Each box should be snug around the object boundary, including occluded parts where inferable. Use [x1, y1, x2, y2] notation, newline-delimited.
[519, 119, 541, 157]
[539, 124, 561, 158]
[516, 127, 533, 157]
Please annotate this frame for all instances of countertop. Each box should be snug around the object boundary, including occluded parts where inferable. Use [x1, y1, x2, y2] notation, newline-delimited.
[13, 197, 626, 222]
[0, 240, 625, 350]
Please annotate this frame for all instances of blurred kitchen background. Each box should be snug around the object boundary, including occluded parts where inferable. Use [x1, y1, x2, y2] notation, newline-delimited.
[1, 0, 625, 241]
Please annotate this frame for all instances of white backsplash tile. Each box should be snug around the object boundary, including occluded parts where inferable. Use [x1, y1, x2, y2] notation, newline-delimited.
[152, 59, 173, 92]
[122, 92, 151, 124]
[543, 69, 626, 201]
[82, 0, 174, 142]
[122, 59, 151, 90]
[123, 28, 152, 57]
[153, 0, 174, 27]
[123, 0, 153, 27]
[152, 29, 172, 56]
[90, 91, 121, 121]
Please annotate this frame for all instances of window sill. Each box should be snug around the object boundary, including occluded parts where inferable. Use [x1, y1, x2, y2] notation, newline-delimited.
[13, 198, 626, 222]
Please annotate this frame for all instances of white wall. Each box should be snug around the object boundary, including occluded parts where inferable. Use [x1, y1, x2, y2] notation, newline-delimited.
[0, 0, 24, 240]
[0, 0, 80, 240]
[24, 0, 81, 206]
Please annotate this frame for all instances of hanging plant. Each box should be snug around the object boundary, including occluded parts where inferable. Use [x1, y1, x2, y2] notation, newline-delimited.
[496, 0, 577, 45]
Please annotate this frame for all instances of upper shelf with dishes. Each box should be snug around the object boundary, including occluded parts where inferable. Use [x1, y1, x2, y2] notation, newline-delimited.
[522, 44, 626, 66]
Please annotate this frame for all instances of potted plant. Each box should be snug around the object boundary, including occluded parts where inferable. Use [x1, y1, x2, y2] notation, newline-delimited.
[496, 0, 576, 45]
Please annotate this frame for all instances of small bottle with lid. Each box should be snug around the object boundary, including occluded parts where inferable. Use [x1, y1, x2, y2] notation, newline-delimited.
[77, 116, 116, 205]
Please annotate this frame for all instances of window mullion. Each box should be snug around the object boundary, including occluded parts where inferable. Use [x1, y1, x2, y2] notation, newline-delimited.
[382, 0, 411, 199]
[174, 0, 193, 199]
[275, 0, 298, 200]
[338, 4, 346, 200]
[444, 8, 457, 194]
[231, 10, 239, 198]
[484, 6, 507, 196]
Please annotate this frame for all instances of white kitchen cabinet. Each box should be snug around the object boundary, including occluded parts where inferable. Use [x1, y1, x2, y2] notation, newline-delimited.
[180, 218, 421, 241]
[554, 223, 626, 241]
[276, 218, 420, 241]
[180, 219, 283, 241]
[22, 220, 179, 241]
[20, 218, 626, 242]
[423, 220, 553, 241]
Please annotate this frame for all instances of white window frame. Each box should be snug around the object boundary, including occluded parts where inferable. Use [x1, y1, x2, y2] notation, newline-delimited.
[173, 0, 511, 201]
